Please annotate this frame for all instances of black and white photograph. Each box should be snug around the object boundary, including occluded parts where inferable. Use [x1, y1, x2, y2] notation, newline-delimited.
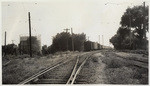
[1, 0, 149, 85]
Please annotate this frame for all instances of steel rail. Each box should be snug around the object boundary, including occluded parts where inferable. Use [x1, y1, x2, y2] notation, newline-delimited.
[19, 58, 74, 84]
[70, 55, 89, 84]
[69, 51, 99, 84]
[66, 56, 79, 84]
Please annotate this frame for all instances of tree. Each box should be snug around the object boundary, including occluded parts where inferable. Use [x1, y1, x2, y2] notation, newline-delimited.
[110, 4, 149, 50]
[26, 36, 41, 54]
[42, 45, 48, 55]
[121, 5, 148, 48]
[110, 27, 131, 49]
[73, 33, 86, 51]
[121, 5, 148, 33]
[52, 32, 72, 51]
[48, 32, 86, 53]
[2, 44, 18, 55]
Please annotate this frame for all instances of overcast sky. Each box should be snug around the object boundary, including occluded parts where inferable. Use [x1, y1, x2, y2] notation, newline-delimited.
[2, 0, 149, 47]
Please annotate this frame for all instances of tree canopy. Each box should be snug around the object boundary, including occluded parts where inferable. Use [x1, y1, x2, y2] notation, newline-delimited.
[47, 32, 86, 53]
[110, 4, 148, 50]
[26, 36, 41, 54]
[120, 5, 148, 39]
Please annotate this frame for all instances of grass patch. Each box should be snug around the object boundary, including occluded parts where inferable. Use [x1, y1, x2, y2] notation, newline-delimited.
[101, 54, 125, 68]
[127, 65, 148, 84]
[106, 59, 122, 68]
[102, 51, 148, 84]
[105, 66, 140, 84]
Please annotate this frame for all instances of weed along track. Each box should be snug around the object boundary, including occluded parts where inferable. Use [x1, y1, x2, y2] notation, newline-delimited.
[18, 52, 96, 84]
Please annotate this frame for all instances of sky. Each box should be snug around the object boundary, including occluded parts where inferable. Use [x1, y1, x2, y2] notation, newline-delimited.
[1, 0, 149, 47]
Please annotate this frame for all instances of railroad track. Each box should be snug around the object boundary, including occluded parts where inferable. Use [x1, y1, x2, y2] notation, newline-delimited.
[19, 57, 73, 84]
[19, 51, 97, 84]
[67, 51, 100, 84]
[66, 54, 90, 84]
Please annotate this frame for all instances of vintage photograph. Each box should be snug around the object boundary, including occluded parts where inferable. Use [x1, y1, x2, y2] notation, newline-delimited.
[2, 0, 149, 84]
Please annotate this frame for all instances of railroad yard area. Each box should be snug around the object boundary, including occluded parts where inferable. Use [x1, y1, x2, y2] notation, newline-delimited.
[2, 50, 148, 84]
[2, 51, 87, 84]
[2, 1, 149, 85]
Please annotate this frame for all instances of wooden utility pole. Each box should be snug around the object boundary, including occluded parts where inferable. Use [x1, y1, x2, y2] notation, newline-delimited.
[129, 11, 132, 48]
[88, 37, 92, 50]
[71, 28, 74, 51]
[91, 41, 92, 51]
[99, 35, 100, 49]
[64, 28, 70, 51]
[4, 31, 6, 56]
[143, 2, 146, 39]
[102, 35, 104, 49]
[12, 40, 14, 44]
[5, 31, 6, 46]
[28, 12, 32, 57]
[99, 35, 100, 44]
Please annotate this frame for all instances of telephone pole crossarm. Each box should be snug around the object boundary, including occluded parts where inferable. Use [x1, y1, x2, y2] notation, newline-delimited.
[64, 28, 70, 33]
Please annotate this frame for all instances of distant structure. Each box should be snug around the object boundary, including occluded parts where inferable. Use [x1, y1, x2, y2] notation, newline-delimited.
[19, 35, 41, 54]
